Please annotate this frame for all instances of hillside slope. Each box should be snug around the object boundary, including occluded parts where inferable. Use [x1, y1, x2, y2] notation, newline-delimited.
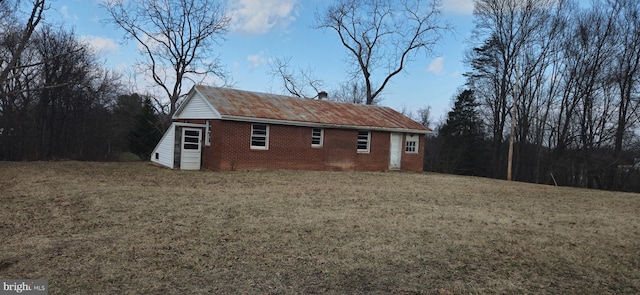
[1, 161, 638, 294]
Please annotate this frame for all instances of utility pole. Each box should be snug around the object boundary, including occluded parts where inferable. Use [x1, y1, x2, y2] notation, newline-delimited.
[507, 66, 519, 181]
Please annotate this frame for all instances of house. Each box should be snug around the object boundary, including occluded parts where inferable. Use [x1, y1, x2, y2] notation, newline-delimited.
[150, 85, 431, 172]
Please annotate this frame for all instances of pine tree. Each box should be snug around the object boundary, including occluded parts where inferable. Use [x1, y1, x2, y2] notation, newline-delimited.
[439, 90, 488, 176]
[127, 97, 163, 160]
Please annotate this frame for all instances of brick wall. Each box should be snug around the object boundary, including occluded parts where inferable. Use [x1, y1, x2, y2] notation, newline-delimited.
[401, 133, 425, 172]
[196, 120, 424, 172]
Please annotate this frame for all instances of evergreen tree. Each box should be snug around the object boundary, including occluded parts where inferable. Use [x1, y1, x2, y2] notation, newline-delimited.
[439, 90, 489, 176]
[127, 97, 163, 160]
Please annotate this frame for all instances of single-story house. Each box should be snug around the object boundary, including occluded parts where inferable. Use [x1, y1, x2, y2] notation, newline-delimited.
[150, 85, 431, 172]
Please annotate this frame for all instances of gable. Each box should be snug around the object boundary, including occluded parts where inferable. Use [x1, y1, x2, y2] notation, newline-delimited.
[173, 90, 221, 120]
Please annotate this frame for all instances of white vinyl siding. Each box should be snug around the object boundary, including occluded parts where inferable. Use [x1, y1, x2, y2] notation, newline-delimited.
[150, 123, 176, 168]
[311, 128, 323, 147]
[251, 124, 269, 149]
[357, 130, 370, 153]
[175, 93, 220, 119]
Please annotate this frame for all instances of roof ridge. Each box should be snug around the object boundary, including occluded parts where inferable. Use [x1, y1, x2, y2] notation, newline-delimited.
[196, 84, 393, 109]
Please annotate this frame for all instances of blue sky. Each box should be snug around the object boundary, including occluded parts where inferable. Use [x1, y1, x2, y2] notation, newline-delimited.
[45, 0, 476, 122]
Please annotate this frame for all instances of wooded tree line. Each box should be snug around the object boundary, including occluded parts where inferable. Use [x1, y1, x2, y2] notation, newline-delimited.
[0, 0, 163, 161]
[426, 0, 640, 192]
[4, 0, 639, 192]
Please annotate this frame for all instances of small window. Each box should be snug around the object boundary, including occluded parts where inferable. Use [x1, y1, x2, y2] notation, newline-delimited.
[405, 134, 419, 153]
[205, 120, 211, 146]
[357, 130, 370, 153]
[251, 124, 269, 149]
[311, 128, 323, 147]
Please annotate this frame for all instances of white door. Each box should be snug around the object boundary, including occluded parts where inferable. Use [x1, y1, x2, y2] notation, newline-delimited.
[180, 128, 202, 170]
[389, 133, 402, 170]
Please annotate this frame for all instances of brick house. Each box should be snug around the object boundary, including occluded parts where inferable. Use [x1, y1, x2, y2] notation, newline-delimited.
[151, 85, 431, 171]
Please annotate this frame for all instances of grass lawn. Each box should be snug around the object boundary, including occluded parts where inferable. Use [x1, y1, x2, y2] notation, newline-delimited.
[1, 161, 639, 294]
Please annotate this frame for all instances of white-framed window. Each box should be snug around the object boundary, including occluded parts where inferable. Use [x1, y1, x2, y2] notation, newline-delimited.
[205, 120, 211, 146]
[311, 128, 323, 147]
[251, 124, 269, 150]
[357, 130, 370, 153]
[405, 134, 419, 153]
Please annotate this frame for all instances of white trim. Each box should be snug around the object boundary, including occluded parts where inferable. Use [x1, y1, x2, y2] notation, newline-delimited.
[311, 128, 324, 147]
[405, 133, 419, 154]
[205, 120, 211, 146]
[357, 130, 371, 153]
[221, 115, 431, 134]
[250, 123, 269, 150]
[174, 122, 207, 128]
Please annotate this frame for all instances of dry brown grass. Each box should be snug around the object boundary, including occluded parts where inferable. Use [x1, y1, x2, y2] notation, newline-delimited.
[1, 161, 639, 294]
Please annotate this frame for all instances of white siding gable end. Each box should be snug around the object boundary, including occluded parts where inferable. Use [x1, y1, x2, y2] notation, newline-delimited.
[174, 91, 221, 120]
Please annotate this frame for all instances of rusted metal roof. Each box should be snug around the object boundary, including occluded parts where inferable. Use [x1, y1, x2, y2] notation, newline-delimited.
[194, 85, 431, 133]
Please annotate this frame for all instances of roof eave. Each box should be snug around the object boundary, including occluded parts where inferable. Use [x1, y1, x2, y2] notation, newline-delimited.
[221, 115, 431, 134]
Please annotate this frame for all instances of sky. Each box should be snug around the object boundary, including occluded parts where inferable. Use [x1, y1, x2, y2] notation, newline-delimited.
[42, 0, 477, 122]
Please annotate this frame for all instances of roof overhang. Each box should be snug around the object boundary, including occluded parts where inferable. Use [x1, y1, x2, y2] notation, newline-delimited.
[221, 115, 432, 134]
[173, 122, 207, 128]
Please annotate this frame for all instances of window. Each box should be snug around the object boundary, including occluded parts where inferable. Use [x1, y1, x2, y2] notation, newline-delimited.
[183, 129, 201, 150]
[405, 134, 419, 153]
[251, 124, 269, 149]
[311, 128, 323, 147]
[357, 130, 370, 153]
[205, 120, 211, 146]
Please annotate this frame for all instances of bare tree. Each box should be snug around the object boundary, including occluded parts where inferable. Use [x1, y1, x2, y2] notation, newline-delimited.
[607, 0, 640, 189]
[415, 106, 432, 128]
[316, 0, 450, 105]
[0, 0, 46, 89]
[467, 0, 559, 178]
[328, 81, 367, 104]
[268, 57, 324, 99]
[103, 0, 230, 116]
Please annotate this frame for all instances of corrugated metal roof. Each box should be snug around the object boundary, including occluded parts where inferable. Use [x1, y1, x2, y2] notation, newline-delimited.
[194, 85, 431, 133]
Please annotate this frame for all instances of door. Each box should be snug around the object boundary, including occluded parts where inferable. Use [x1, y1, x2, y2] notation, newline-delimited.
[180, 128, 202, 170]
[389, 133, 402, 170]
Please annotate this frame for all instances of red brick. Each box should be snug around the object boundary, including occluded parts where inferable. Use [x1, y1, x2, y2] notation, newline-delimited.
[188, 120, 424, 172]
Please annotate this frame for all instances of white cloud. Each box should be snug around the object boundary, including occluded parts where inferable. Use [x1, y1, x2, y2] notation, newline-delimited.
[115, 62, 129, 73]
[450, 71, 460, 78]
[80, 35, 119, 54]
[229, 0, 299, 35]
[442, 0, 474, 15]
[60, 5, 79, 21]
[427, 57, 445, 75]
[61, 5, 69, 18]
[247, 51, 270, 69]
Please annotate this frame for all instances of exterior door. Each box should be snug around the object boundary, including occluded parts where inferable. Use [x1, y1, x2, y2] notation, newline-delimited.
[180, 128, 202, 170]
[389, 133, 402, 170]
